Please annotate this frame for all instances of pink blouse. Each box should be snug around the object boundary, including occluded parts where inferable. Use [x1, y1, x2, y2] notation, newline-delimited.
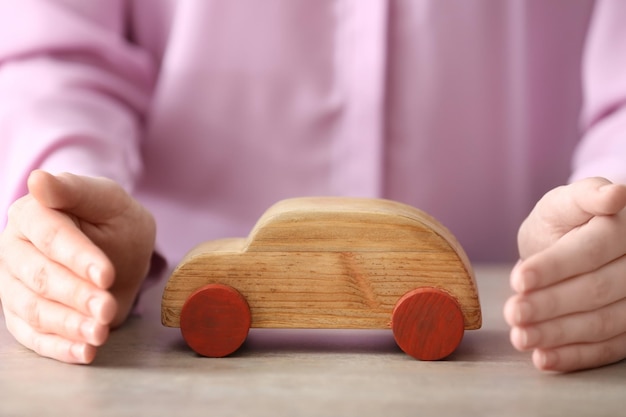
[0, 0, 622, 265]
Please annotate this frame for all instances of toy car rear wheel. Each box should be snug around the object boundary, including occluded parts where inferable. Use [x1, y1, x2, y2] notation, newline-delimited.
[180, 283, 251, 357]
[391, 287, 464, 361]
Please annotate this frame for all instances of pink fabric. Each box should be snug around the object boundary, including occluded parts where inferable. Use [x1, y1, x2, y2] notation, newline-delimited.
[0, 0, 618, 265]
[573, 0, 626, 184]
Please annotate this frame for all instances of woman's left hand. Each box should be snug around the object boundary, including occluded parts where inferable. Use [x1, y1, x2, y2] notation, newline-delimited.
[505, 177, 626, 372]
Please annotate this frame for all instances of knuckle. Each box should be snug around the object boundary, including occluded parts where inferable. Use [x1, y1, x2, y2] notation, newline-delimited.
[39, 226, 61, 254]
[588, 273, 613, 308]
[22, 295, 42, 330]
[31, 334, 46, 357]
[30, 265, 50, 296]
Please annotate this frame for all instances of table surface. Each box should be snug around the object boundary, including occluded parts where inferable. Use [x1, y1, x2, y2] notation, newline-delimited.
[1, 264, 625, 417]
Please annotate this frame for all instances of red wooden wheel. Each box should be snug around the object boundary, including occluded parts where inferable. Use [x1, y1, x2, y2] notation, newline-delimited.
[391, 287, 464, 361]
[180, 283, 251, 357]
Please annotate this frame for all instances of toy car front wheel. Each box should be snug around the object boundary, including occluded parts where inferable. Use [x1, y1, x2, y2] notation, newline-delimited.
[391, 287, 464, 361]
[180, 283, 251, 357]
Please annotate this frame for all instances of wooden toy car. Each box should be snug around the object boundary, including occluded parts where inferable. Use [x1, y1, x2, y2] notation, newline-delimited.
[161, 197, 481, 360]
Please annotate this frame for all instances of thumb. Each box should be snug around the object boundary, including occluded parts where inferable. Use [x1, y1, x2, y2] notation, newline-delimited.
[518, 177, 626, 259]
[27, 170, 133, 223]
[537, 177, 626, 229]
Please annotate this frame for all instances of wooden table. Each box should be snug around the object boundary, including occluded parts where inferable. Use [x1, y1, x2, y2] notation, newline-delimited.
[1, 264, 625, 417]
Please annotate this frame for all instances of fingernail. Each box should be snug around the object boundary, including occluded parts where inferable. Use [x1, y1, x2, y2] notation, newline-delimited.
[521, 269, 537, 293]
[87, 264, 104, 287]
[71, 343, 87, 363]
[511, 265, 534, 293]
[520, 327, 539, 348]
[538, 350, 557, 369]
[510, 261, 521, 291]
[80, 320, 96, 340]
[88, 297, 103, 318]
[516, 301, 532, 325]
[87, 264, 102, 285]
[88, 295, 116, 325]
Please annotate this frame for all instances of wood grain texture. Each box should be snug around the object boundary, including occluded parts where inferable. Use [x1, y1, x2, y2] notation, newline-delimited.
[391, 287, 465, 360]
[162, 197, 481, 333]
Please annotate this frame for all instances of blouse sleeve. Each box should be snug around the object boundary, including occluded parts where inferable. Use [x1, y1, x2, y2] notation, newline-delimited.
[0, 0, 156, 229]
[572, 0, 626, 184]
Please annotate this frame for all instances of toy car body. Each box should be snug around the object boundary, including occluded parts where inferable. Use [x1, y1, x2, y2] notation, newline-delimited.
[162, 197, 481, 360]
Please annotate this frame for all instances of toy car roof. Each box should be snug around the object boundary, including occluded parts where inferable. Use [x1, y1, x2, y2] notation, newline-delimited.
[246, 197, 471, 259]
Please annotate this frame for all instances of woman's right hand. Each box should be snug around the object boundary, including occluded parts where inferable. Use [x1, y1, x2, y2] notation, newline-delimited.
[0, 170, 156, 364]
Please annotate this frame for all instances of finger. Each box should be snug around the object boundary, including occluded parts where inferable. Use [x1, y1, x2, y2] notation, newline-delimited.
[4, 310, 97, 364]
[518, 179, 626, 259]
[511, 211, 626, 293]
[534, 178, 626, 229]
[510, 298, 626, 351]
[28, 170, 133, 222]
[4, 237, 117, 324]
[2, 275, 110, 346]
[9, 196, 114, 289]
[531, 332, 626, 372]
[506, 255, 626, 325]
